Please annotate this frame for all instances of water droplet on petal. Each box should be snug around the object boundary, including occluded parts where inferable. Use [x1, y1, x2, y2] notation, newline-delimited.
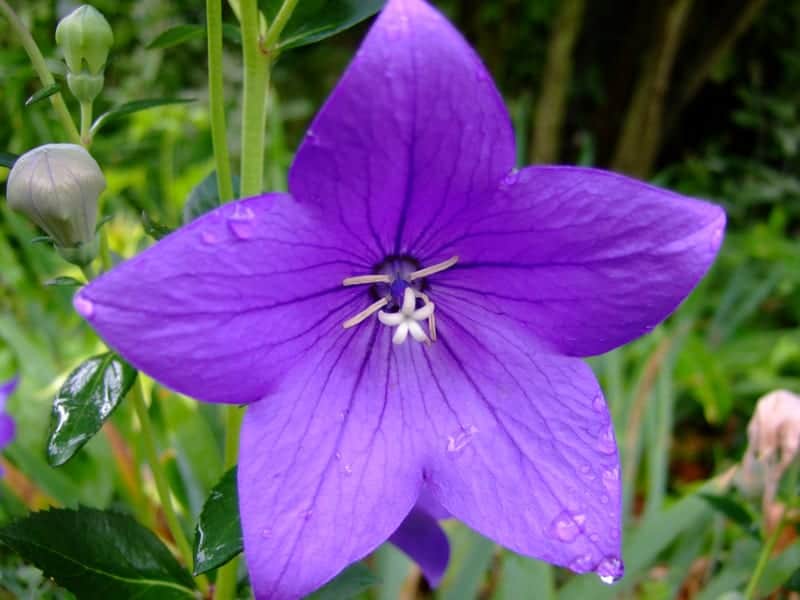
[334, 452, 342, 461]
[227, 205, 256, 240]
[596, 424, 617, 455]
[74, 295, 95, 318]
[337, 409, 348, 421]
[596, 556, 624, 584]
[499, 169, 519, 190]
[300, 509, 313, 521]
[602, 466, 620, 494]
[600, 494, 609, 505]
[201, 230, 218, 245]
[592, 394, 606, 413]
[446, 425, 479, 453]
[568, 554, 596, 574]
[343, 464, 353, 476]
[261, 528, 272, 539]
[547, 510, 583, 543]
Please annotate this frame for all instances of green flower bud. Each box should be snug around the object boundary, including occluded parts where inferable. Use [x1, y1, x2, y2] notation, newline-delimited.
[66, 71, 105, 104]
[55, 5, 113, 76]
[6, 144, 105, 266]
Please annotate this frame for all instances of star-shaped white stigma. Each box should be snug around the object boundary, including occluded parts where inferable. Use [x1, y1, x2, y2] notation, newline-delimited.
[378, 287, 435, 345]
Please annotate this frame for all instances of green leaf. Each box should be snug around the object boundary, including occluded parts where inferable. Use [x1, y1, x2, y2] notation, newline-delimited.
[44, 276, 84, 288]
[0, 507, 196, 599]
[193, 467, 241, 575]
[30, 235, 54, 245]
[222, 22, 242, 44]
[0, 151, 19, 169]
[308, 563, 379, 600]
[147, 24, 206, 49]
[260, 0, 384, 50]
[91, 98, 194, 135]
[183, 172, 241, 225]
[141, 212, 175, 241]
[699, 493, 756, 533]
[47, 353, 137, 467]
[95, 214, 113, 232]
[25, 84, 61, 107]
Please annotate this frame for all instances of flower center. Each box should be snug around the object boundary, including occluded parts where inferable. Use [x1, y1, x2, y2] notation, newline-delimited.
[341, 255, 458, 345]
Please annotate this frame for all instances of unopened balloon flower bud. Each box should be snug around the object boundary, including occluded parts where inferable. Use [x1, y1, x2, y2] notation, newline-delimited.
[736, 389, 800, 502]
[56, 5, 113, 102]
[6, 144, 105, 266]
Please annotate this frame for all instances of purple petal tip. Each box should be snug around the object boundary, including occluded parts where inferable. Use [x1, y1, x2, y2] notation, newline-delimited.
[73, 292, 95, 319]
[596, 555, 624, 584]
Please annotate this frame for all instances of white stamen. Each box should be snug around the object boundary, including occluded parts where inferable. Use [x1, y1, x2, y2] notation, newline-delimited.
[407, 255, 459, 281]
[342, 274, 392, 286]
[378, 288, 433, 345]
[414, 290, 437, 341]
[342, 298, 389, 329]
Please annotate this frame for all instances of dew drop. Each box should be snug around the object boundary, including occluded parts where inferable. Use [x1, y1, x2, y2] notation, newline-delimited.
[334, 452, 342, 461]
[337, 409, 348, 421]
[592, 394, 606, 413]
[547, 510, 583, 543]
[300, 509, 313, 521]
[201, 230, 219, 245]
[600, 494, 609, 505]
[343, 464, 353, 476]
[446, 425, 478, 453]
[499, 169, 519, 190]
[305, 129, 321, 146]
[227, 205, 256, 240]
[602, 466, 620, 493]
[74, 295, 95, 318]
[596, 424, 616, 455]
[596, 556, 624, 584]
[568, 554, 595, 574]
[589, 533, 600, 543]
[261, 527, 272, 539]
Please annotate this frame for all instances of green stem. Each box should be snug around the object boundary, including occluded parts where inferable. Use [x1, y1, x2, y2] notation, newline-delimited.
[0, 0, 81, 144]
[207, 0, 234, 203]
[239, 0, 269, 198]
[130, 379, 210, 595]
[79, 101, 93, 147]
[263, 0, 299, 48]
[744, 462, 799, 600]
[213, 406, 245, 600]
[744, 513, 787, 600]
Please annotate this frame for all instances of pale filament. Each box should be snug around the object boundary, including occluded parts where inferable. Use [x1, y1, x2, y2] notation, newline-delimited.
[342, 298, 388, 329]
[407, 255, 459, 281]
[414, 290, 437, 341]
[342, 273, 392, 286]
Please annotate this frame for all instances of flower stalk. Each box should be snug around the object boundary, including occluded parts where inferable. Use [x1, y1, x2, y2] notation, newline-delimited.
[207, 0, 234, 203]
[0, 0, 81, 144]
[130, 378, 210, 595]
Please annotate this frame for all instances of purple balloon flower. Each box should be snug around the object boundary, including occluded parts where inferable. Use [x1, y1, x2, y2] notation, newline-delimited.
[74, 0, 725, 597]
[0, 377, 18, 470]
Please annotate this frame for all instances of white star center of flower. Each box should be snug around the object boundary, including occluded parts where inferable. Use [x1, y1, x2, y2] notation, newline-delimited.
[378, 287, 435, 345]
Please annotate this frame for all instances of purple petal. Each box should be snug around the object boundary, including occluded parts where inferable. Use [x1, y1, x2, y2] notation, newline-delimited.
[401, 297, 624, 580]
[0, 376, 18, 412]
[289, 0, 515, 260]
[0, 414, 14, 449]
[75, 194, 371, 405]
[238, 322, 424, 599]
[430, 166, 726, 356]
[389, 507, 450, 587]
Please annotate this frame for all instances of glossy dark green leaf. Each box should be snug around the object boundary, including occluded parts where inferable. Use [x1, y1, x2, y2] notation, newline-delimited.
[699, 493, 755, 533]
[183, 172, 241, 225]
[47, 353, 137, 466]
[91, 98, 194, 134]
[0, 507, 196, 599]
[44, 276, 84, 288]
[141, 212, 175, 240]
[308, 563, 380, 600]
[25, 84, 61, 107]
[0, 151, 19, 169]
[147, 24, 206, 49]
[193, 467, 241, 575]
[260, 0, 384, 50]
